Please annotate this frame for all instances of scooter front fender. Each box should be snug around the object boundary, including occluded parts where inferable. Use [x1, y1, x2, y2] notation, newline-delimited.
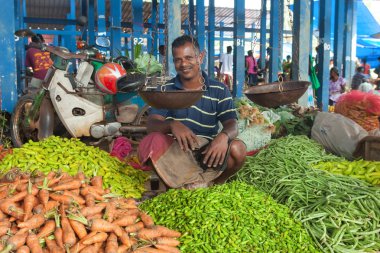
[38, 97, 54, 140]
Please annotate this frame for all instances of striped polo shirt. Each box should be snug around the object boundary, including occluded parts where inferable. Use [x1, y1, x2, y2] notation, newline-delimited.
[149, 72, 237, 140]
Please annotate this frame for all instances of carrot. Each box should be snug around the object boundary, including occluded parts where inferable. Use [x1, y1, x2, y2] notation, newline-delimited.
[112, 215, 138, 227]
[86, 213, 103, 220]
[75, 172, 86, 181]
[51, 180, 82, 191]
[80, 242, 103, 253]
[85, 194, 95, 207]
[104, 202, 116, 222]
[118, 231, 131, 248]
[49, 193, 78, 205]
[0, 210, 6, 220]
[37, 189, 49, 208]
[7, 191, 28, 203]
[0, 221, 11, 228]
[154, 226, 181, 238]
[23, 194, 36, 222]
[36, 220, 55, 239]
[80, 205, 105, 217]
[83, 186, 105, 195]
[26, 233, 43, 253]
[155, 237, 180, 247]
[69, 219, 87, 239]
[89, 219, 123, 237]
[54, 227, 64, 249]
[80, 188, 104, 201]
[47, 175, 63, 187]
[139, 212, 154, 228]
[154, 245, 181, 253]
[44, 201, 59, 212]
[1, 232, 28, 253]
[82, 232, 108, 245]
[16, 246, 30, 253]
[17, 214, 45, 230]
[132, 247, 166, 253]
[45, 238, 64, 253]
[62, 191, 85, 205]
[32, 204, 44, 215]
[61, 216, 77, 248]
[105, 233, 118, 253]
[69, 231, 97, 253]
[0, 226, 9, 237]
[117, 245, 130, 253]
[124, 221, 144, 233]
[137, 228, 162, 240]
[0, 191, 9, 201]
[0, 201, 24, 219]
[90, 176, 103, 188]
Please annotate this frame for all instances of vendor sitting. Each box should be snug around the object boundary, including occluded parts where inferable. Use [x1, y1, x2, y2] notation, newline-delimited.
[137, 35, 246, 188]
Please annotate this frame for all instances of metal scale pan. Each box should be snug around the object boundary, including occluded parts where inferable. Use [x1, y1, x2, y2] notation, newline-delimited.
[244, 81, 310, 108]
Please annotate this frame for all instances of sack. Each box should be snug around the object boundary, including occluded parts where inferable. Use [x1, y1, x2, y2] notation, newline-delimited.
[311, 112, 368, 160]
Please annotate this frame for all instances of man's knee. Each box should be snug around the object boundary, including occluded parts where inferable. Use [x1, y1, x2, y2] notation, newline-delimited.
[230, 140, 246, 164]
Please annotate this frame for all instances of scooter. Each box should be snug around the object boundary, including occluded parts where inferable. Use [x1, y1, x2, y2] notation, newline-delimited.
[10, 33, 148, 147]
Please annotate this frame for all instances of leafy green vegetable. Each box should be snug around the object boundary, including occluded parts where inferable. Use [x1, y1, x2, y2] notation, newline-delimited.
[134, 54, 162, 75]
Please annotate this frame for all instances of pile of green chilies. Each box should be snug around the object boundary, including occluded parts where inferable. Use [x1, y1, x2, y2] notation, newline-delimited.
[236, 135, 380, 253]
[140, 181, 321, 253]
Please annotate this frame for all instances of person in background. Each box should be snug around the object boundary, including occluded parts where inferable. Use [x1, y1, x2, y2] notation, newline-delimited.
[219, 46, 233, 91]
[158, 45, 166, 65]
[138, 35, 246, 187]
[25, 34, 53, 89]
[282, 55, 292, 81]
[351, 66, 369, 90]
[361, 58, 371, 76]
[374, 56, 380, 90]
[245, 50, 258, 86]
[329, 67, 346, 105]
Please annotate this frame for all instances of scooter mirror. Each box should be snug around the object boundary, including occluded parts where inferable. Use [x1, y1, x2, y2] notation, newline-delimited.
[15, 29, 35, 37]
[96, 37, 111, 48]
[77, 16, 88, 26]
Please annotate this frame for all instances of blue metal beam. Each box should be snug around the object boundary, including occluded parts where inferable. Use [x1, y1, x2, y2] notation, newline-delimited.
[166, 0, 181, 76]
[208, 0, 215, 77]
[316, 0, 332, 111]
[260, 0, 267, 69]
[31, 30, 81, 36]
[309, 0, 314, 52]
[87, 0, 95, 45]
[233, 0, 245, 98]
[132, 0, 144, 59]
[196, 0, 205, 54]
[15, 0, 25, 94]
[343, 0, 357, 84]
[97, 0, 106, 36]
[219, 22, 224, 55]
[278, 0, 284, 62]
[292, 0, 311, 107]
[151, 0, 158, 56]
[0, 1, 19, 112]
[333, 0, 345, 74]
[63, 0, 76, 55]
[189, 0, 195, 34]
[269, 0, 280, 82]
[110, 0, 122, 58]
[159, 0, 164, 46]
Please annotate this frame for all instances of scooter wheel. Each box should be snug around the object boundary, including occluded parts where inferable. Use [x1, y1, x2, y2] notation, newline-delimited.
[10, 94, 39, 147]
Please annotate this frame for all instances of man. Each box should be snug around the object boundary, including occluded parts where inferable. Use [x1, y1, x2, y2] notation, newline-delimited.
[25, 34, 53, 89]
[351, 66, 369, 90]
[282, 55, 292, 80]
[158, 45, 166, 65]
[219, 46, 233, 91]
[138, 35, 246, 188]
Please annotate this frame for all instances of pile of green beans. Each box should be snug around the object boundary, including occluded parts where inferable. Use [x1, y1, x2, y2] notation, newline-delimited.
[236, 135, 380, 252]
[140, 181, 321, 253]
[0, 136, 148, 198]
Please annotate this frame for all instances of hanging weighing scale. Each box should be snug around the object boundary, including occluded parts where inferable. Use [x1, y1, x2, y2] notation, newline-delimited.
[137, 0, 204, 110]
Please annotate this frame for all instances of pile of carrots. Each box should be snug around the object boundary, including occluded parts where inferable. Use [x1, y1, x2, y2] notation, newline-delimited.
[0, 169, 181, 253]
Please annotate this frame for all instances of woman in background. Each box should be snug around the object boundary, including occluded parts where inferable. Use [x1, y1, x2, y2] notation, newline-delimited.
[329, 67, 346, 105]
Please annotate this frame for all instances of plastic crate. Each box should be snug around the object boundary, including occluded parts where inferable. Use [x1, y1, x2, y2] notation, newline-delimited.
[354, 136, 380, 161]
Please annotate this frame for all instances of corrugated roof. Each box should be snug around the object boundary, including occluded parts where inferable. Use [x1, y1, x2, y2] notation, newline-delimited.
[25, 0, 262, 31]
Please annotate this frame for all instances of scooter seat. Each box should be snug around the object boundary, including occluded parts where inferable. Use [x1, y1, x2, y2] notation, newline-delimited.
[117, 73, 145, 92]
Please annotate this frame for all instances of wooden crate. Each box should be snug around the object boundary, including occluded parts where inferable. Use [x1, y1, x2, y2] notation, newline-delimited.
[354, 136, 380, 161]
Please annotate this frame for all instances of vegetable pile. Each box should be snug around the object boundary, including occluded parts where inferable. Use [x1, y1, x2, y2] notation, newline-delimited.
[236, 136, 380, 252]
[0, 170, 181, 253]
[0, 136, 148, 199]
[140, 181, 320, 253]
[313, 159, 380, 186]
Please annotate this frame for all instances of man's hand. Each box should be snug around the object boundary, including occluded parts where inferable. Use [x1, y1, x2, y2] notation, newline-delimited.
[170, 121, 199, 151]
[202, 132, 229, 168]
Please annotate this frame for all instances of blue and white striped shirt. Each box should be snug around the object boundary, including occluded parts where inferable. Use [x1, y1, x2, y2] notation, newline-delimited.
[149, 72, 237, 139]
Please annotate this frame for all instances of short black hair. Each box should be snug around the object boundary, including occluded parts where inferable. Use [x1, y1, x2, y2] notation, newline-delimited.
[357, 66, 364, 72]
[286, 55, 291, 59]
[227, 46, 232, 53]
[247, 50, 253, 56]
[31, 34, 44, 43]
[172, 35, 200, 54]
[330, 67, 339, 76]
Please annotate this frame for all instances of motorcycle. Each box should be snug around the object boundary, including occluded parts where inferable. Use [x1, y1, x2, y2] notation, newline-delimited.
[10, 33, 149, 148]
